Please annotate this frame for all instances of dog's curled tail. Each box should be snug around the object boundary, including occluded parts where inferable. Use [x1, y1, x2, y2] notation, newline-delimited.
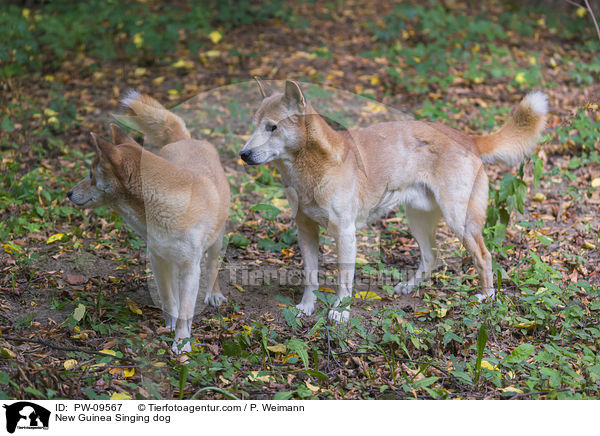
[473, 92, 548, 167]
[121, 90, 190, 146]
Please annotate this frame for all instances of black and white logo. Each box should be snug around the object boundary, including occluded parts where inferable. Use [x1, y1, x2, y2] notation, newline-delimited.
[3, 402, 50, 433]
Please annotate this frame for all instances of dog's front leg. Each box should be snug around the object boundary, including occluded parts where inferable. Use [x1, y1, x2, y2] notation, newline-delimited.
[329, 225, 356, 323]
[295, 211, 320, 316]
[173, 260, 201, 354]
[149, 251, 178, 331]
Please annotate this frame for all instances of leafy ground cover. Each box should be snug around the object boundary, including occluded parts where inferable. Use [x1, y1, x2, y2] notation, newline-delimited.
[0, 0, 599, 400]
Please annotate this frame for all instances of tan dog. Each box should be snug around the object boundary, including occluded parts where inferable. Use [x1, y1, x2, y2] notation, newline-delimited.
[240, 79, 547, 321]
[68, 92, 230, 352]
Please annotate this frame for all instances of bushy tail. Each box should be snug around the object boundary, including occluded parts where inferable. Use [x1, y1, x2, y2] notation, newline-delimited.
[121, 90, 190, 146]
[473, 92, 548, 167]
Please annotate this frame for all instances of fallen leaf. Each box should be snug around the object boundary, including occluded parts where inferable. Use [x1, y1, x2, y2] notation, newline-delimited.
[305, 381, 319, 392]
[64, 359, 78, 370]
[110, 392, 131, 400]
[46, 233, 66, 244]
[354, 291, 381, 300]
[73, 304, 86, 322]
[126, 298, 142, 315]
[209, 30, 222, 44]
[532, 192, 546, 202]
[3, 243, 22, 255]
[266, 344, 288, 354]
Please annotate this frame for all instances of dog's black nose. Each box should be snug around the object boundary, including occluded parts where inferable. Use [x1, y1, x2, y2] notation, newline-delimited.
[66, 190, 73, 198]
[239, 150, 252, 163]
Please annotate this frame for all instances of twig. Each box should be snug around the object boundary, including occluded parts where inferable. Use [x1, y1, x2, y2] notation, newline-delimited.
[584, 0, 600, 42]
[189, 386, 241, 400]
[565, 0, 600, 41]
[2, 336, 136, 363]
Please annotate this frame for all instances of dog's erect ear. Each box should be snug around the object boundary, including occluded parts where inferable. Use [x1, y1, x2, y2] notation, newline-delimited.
[91, 132, 121, 166]
[110, 123, 133, 145]
[284, 80, 306, 112]
[254, 76, 272, 99]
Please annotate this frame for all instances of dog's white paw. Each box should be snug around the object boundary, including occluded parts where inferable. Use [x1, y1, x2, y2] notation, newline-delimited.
[172, 339, 192, 355]
[328, 308, 350, 323]
[393, 282, 416, 295]
[204, 293, 228, 306]
[475, 290, 495, 302]
[296, 301, 315, 317]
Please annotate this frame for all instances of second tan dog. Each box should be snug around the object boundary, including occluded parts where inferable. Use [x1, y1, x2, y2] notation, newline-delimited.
[68, 92, 230, 352]
[240, 79, 547, 322]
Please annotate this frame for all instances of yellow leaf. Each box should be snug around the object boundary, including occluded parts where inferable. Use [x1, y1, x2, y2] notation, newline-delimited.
[172, 59, 194, 69]
[266, 344, 288, 354]
[355, 256, 368, 265]
[153, 76, 165, 85]
[168, 89, 179, 96]
[583, 241, 596, 249]
[205, 50, 221, 58]
[354, 291, 381, 300]
[100, 349, 117, 356]
[152, 361, 166, 367]
[46, 233, 66, 244]
[271, 198, 289, 209]
[133, 33, 144, 48]
[3, 243, 22, 255]
[44, 108, 58, 117]
[110, 392, 132, 400]
[242, 325, 253, 335]
[549, 58, 557, 68]
[414, 308, 431, 318]
[536, 17, 545, 27]
[514, 72, 526, 84]
[126, 298, 142, 315]
[47, 116, 59, 125]
[1, 348, 16, 359]
[233, 284, 245, 293]
[513, 320, 536, 330]
[434, 307, 448, 318]
[370, 75, 380, 85]
[591, 177, 600, 188]
[281, 248, 294, 257]
[209, 30, 223, 44]
[318, 287, 336, 294]
[71, 332, 88, 340]
[44, 75, 54, 82]
[22, 8, 30, 18]
[412, 57, 421, 63]
[481, 360, 499, 371]
[532, 192, 546, 202]
[123, 368, 135, 378]
[364, 101, 386, 113]
[528, 56, 536, 65]
[248, 371, 273, 382]
[500, 386, 524, 394]
[305, 381, 319, 392]
[576, 7, 587, 17]
[64, 359, 78, 370]
[134, 67, 146, 76]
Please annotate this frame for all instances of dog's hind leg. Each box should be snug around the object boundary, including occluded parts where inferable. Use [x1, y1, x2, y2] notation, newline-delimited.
[204, 226, 227, 306]
[295, 210, 320, 316]
[438, 168, 494, 300]
[173, 260, 201, 354]
[394, 205, 442, 295]
[149, 251, 178, 330]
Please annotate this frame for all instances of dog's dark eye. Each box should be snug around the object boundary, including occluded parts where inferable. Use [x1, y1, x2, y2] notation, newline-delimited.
[265, 123, 277, 132]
